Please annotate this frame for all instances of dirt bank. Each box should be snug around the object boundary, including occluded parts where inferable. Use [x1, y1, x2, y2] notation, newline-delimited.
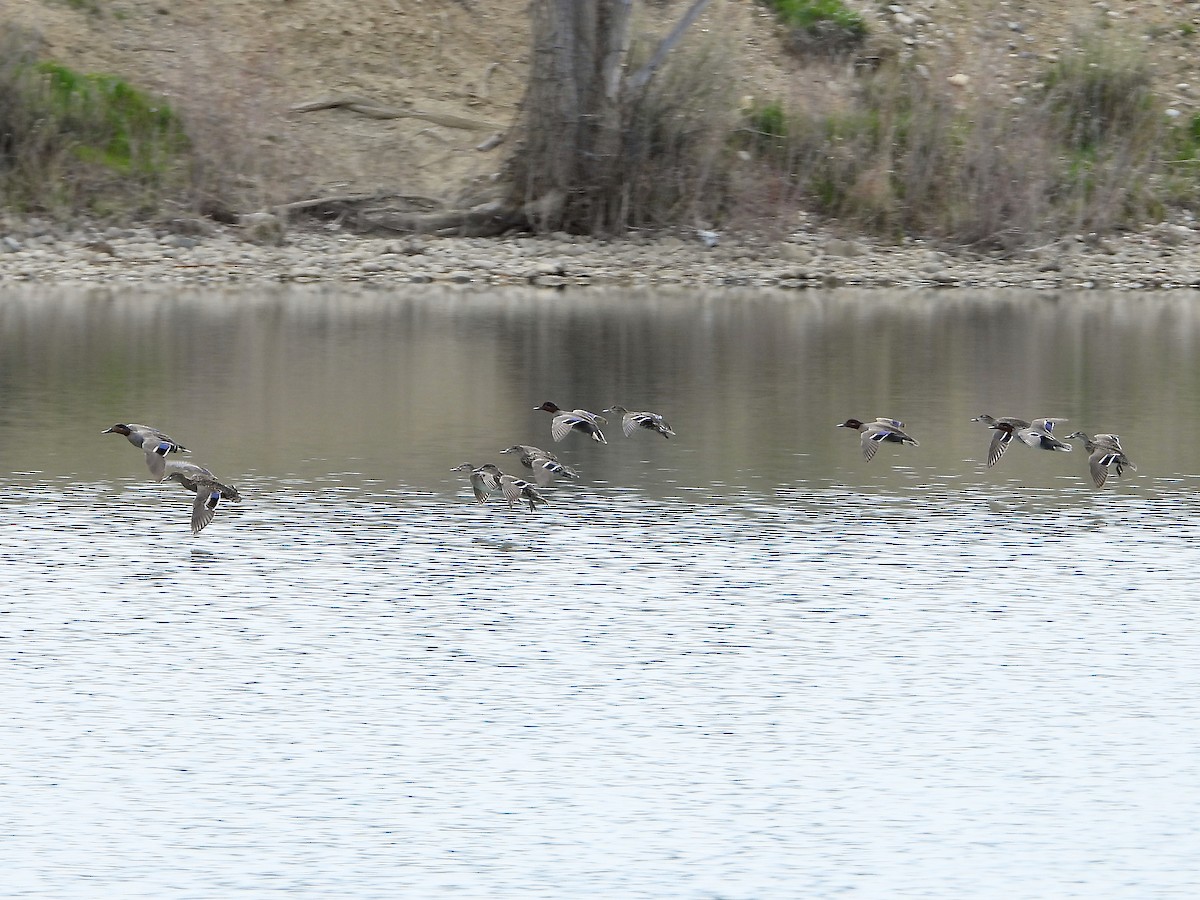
[6, 0, 1200, 281]
[11, 0, 1200, 206]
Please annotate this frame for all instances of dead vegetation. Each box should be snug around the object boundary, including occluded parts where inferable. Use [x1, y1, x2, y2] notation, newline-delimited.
[2, 1, 1200, 249]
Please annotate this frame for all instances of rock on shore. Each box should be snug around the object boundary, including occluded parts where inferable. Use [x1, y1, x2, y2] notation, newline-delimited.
[3, 217, 1200, 290]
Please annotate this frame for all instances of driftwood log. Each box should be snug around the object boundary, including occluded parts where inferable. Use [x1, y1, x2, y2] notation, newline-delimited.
[290, 96, 500, 132]
[276, 189, 553, 238]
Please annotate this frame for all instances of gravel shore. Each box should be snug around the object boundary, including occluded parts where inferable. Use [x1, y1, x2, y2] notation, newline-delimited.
[4, 216, 1200, 291]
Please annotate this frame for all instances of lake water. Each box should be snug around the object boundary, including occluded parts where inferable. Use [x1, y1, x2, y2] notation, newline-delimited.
[3, 283, 1200, 897]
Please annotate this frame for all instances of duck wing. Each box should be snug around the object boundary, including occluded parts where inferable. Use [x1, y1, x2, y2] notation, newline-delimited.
[500, 474, 548, 511]
[529, 454, 576, 486]
[144, 447, 168, 480]
[549, 414, 577, 443]
[860, 430, 879, 462]
[551, 413, 606, 444]
[986, 429, 1013, 467]
[1096, 448, 1135, 479]
[1087, 449, 1110, 488]
[868, 421, 918, 447]
[190, 487, 222, 534]
[621, 411, 674, 438]
[621, 412, 643, 437]
[469, 469, 500, 502]
[528, 460, 556, 486]
[541, 453, 577, 479]
[571, 409, 607, 425]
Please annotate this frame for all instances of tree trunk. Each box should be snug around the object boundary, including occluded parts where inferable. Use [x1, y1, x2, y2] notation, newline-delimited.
[284, 1, 715, 237]
[512, 0, 633, 233]
[510, 0, 716, 235]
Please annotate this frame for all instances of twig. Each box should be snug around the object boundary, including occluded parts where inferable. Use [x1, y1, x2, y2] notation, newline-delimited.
[625, 0, 714, 92]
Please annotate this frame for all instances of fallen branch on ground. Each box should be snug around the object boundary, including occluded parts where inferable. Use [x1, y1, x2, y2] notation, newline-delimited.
[290, 96, 501, 131]
[276, 192, 443, 215]
[279, 190, 568, 238]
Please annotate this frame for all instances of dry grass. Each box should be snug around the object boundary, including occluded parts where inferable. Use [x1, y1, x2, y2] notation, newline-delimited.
[0, 25, 189, 219]
[163, 17, 302, 221]
[3, 14, 1197, 244]
[734, 30, 1189, 249]
[0, 22, 296, 224]
[614, 33, 739, 232]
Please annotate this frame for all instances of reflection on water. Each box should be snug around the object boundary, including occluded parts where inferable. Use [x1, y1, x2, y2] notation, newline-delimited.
[4, 283, 1200, 488]
[3, 284, 1200, 897]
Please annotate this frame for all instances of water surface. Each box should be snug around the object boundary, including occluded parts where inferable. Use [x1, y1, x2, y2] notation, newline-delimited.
[3, 284, 1200, 897]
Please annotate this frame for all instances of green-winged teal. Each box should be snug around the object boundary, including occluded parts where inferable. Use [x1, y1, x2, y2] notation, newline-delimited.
[103, 422, 189, 480]
[603, 405, 675, 439]
[452, 462, 503, 503]
[535, 401, 608, 444]
[837, 417, 919, 462]
[500, 444, 579, 486]
[160, 460, 241, 535]
[499, 473, 549, 512]
[1065, 431, 1136, 488]
[971, 414, 1031, 467]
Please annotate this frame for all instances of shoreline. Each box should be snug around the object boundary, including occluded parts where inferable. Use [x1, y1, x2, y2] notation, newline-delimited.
[4, 218, 1200, 291]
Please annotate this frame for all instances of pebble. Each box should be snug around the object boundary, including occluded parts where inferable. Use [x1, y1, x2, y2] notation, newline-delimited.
[1, 219, 1199, 290]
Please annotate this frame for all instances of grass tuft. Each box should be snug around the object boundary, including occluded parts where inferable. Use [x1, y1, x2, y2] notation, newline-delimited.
[763, 0, 867, 56]
[0, 25, 189, 218]
[731, 31, 1188, 248]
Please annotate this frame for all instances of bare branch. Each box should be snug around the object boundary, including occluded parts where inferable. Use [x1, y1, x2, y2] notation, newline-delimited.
[602, 0, 634, 101]
[625, 0, 714, 92]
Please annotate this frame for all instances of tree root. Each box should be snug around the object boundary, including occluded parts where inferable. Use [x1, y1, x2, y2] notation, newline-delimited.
[280, 191, 539, 237]
[358, 199, 528, 237]
[280, 191, 568, 236]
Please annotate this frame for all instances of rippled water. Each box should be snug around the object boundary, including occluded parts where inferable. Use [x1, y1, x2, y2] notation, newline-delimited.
[3, 284, 1200, 897]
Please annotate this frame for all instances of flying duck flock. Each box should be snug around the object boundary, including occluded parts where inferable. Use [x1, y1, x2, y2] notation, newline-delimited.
[104, 406, 1134, 534]
[103, 423, 242, 534]
[452, 403, 675, 512]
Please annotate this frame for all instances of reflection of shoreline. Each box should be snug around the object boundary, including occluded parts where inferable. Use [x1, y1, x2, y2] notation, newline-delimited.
[1, 286, 1191, 494]
[2, 223, 1200, 290]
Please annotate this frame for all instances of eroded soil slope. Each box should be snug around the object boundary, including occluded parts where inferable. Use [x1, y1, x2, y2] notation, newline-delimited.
[10, 0, 1200, 208]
